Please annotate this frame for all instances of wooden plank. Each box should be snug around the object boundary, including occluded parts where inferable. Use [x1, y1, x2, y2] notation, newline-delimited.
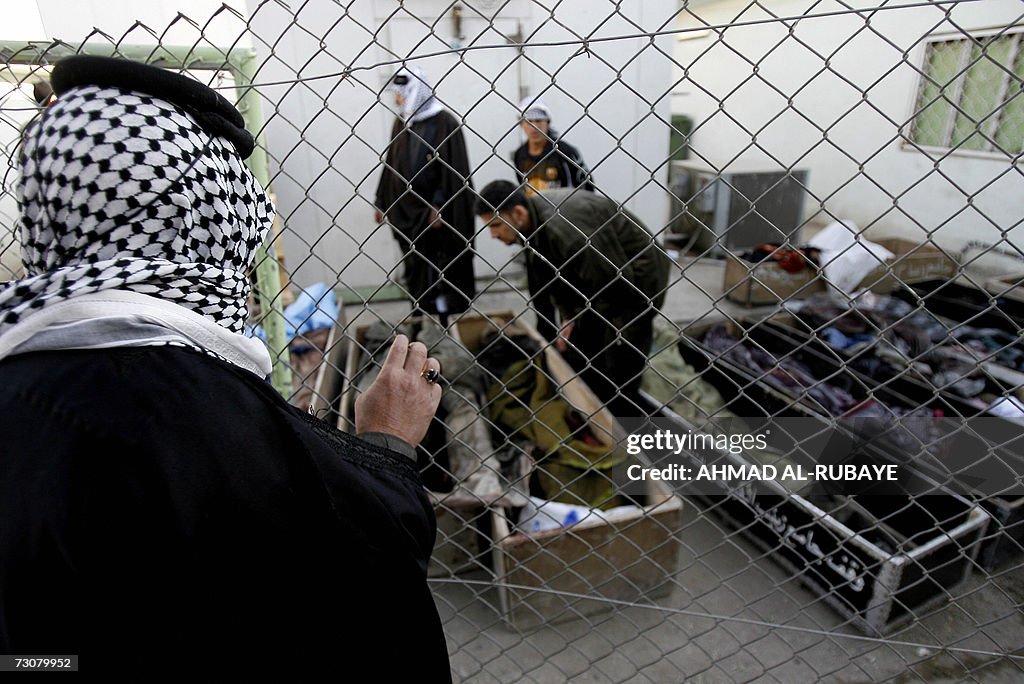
[308, 322, 347, 419]
[288, 312, 346, 417]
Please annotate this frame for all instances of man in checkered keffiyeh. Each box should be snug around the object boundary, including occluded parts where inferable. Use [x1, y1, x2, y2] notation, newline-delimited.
[0, 56, 452, 679]
[0, 57, 275, 373]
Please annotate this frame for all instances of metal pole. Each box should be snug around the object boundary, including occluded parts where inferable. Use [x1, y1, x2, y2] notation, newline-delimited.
[233, 51, 292, 395]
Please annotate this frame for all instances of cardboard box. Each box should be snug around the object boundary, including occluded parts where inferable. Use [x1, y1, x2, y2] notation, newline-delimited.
[665, 316, 991, 633]
[454, 311, 684, 630]
[858, 239, 958, 293]
[724, 239, 958, 303]
[724, 251, 825, 306]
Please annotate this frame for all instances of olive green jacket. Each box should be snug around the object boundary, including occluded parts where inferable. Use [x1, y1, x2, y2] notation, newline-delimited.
[524, 189, 671, 337]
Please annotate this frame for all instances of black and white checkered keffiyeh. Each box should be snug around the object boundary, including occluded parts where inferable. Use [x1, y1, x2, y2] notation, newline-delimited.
[0, 84, 274, 335]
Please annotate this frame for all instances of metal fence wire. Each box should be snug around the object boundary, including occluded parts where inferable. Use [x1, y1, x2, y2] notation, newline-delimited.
[2, 0, 1024, 681]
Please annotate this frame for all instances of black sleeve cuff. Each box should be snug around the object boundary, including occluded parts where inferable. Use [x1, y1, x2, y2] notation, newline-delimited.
[358, 432, 416, 462]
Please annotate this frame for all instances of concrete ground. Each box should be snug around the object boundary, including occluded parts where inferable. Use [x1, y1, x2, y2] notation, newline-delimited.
[339, 256, 1024, 683]
[433, 510, 1024, 683]
[342, 255, 768, 331]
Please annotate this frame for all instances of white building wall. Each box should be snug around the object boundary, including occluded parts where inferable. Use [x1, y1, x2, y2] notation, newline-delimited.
[3, 0, 686, 290]
[32, 0, 251, 49]
[244, 0, 677, 288]
[0, 1, 251, 279]
[5, 1, 1021, 284]
[673, 0, 1024, 265]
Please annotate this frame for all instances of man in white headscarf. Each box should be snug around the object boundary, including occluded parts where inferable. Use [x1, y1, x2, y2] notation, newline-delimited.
[374, 66, 476, 324]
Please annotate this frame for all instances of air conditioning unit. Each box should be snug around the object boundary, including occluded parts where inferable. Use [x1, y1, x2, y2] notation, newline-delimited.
[667, 160, 810, 257]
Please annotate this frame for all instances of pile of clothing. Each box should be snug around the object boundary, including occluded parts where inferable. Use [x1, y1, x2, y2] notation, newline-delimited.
[789, 292, 1001, 400]
[702, 323, 859, 416]
[738, 243, 821, 274]
[698, 322, 942, 460]
[952, 327, 1024, 372]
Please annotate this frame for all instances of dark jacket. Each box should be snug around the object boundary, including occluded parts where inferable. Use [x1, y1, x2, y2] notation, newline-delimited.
[0, 346, 452, 680]
[513, 137, 593, 194]
[524, 189, 671, 339]
[375, 110, 476, 314]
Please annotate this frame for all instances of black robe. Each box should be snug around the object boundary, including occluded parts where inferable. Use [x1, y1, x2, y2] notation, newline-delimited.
[0, 346, 452, 680]
[375, 110, 476, 315]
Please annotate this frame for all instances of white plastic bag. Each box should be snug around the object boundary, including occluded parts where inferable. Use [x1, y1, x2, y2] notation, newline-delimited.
[989, 396, 1024, 422]
[517, 497, 641, 535]
[807, 220, 894, 296]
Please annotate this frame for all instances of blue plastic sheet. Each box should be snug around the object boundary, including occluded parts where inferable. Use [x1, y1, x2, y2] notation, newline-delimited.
[284, 283, 340, 341]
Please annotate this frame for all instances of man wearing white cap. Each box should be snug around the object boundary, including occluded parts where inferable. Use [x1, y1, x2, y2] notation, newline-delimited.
[512, 95, 594, 195]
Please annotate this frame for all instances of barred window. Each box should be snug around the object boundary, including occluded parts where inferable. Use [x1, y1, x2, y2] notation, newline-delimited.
[911, 29, 1024, 156]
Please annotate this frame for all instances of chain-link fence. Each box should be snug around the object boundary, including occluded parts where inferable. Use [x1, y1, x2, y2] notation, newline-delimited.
[2, 0, 1024, 681]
